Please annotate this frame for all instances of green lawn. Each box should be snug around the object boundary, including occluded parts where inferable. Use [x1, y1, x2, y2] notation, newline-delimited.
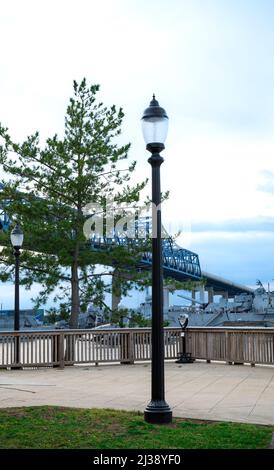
[0, 406, 272, 449]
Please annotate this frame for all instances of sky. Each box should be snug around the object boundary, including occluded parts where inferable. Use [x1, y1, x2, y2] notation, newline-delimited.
[1, 0, 274, 309]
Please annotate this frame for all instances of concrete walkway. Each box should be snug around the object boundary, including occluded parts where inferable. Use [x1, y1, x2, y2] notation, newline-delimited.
[1, 361, 274, 426]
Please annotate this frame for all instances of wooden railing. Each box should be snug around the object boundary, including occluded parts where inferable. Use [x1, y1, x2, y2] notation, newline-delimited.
[185, 327, 274, 365]
[0, 327, 181, 369]
[0, 326, 273, 369]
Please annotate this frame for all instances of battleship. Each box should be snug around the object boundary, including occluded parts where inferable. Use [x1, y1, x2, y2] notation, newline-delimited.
[0, 309, 44, 330]
[2, 287, 274, 330]
[138, 285, 274, 327]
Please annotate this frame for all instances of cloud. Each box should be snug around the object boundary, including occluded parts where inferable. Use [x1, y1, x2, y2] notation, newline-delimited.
[2, 0, 274, 300]
[190, 216, 274, 233]
[257, 170, 274, 195]
[190, 229, 274, 286]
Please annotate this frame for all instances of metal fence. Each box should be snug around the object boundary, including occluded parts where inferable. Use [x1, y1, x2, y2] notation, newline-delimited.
[0, 326, 274, 369]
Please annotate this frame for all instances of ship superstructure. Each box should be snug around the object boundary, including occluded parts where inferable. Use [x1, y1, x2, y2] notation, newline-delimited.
[138, 286, 274, 327]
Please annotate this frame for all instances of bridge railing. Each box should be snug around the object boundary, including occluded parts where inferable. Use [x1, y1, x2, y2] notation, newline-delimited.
[0, 327, 274, 369]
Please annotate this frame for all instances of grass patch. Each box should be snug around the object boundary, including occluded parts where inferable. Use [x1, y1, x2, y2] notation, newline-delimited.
[0, 406, 272, 449]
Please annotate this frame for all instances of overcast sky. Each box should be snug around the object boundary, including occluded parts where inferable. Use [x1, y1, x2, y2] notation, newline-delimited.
[1, 0, 274, 308]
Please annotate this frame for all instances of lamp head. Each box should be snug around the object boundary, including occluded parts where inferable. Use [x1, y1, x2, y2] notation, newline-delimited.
[10, 223, 24, 248]
[141, 95, 169, 146]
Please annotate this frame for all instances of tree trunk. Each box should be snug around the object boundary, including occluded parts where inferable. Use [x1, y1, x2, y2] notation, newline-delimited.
[69, 259, 80, 328]
[65, 258, 80, 363]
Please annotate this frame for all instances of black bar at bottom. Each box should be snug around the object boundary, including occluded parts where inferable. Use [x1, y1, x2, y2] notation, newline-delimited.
[0, 449, 272, 466]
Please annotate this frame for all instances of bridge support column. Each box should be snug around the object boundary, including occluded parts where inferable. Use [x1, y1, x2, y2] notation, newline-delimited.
[112, 270, 136, 316]
[218, 291, 229, 301]
[207, 287, 214, 304]
[191, 289, 196, 307]
[223, 291, 228, 300]
[199, 285, 205, 304]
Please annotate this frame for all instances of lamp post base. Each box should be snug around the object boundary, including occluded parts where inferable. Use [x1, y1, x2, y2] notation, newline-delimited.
[144, 400, 172, 424]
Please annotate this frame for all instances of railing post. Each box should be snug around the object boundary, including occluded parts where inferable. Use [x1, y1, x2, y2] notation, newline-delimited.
[234, 331, 244, 365]
[225, 331, 233, 365]
[59, 332, 65, 369]
[120, 331, 134, 364]
[11, 333, 22, 370]
[129, 331, 135, 364]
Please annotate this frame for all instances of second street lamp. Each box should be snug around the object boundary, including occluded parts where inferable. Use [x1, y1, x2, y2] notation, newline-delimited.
[141, 95, 172, 424]
[10, 224, 24, 366]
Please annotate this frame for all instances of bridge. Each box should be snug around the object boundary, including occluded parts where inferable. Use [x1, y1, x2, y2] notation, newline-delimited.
[0, 208, 253, 305]
[89, 216, 253, 302]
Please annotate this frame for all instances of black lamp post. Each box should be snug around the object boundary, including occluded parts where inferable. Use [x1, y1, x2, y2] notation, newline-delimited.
[142, 96, 172, 424]
[10, 224, 24, 365]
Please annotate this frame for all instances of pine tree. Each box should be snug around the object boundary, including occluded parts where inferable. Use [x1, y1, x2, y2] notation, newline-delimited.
[0, 79, 147, 328]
